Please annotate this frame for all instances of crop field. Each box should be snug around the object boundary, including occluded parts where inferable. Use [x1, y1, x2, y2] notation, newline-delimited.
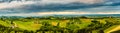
[0, 16, 120, 33]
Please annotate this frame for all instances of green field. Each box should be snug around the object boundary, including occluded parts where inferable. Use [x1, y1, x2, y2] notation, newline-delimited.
[0, 16, 120, 33]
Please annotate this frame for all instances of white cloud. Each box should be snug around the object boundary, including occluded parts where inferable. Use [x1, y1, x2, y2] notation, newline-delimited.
[0, 1, 35, 9]
[37, 11, 120, 15]
[97, 12, 120, 14]
[0, 13, 39, 16]
[40, 0, 104, 4]
[1, 11, 120, 16]
[37, 12, 78, 15]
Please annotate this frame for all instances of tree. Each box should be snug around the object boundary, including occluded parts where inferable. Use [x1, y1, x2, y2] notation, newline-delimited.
[80, 16, 87, 19]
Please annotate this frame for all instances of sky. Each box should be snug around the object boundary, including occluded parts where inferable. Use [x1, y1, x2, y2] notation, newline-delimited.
[0, 0, 120, 16]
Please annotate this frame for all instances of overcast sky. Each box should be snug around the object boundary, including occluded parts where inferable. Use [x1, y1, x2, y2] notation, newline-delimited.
[0, 0, 120, 16]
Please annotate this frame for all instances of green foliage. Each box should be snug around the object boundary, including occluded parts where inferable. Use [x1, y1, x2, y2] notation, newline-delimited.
[0, 16, 120, 33]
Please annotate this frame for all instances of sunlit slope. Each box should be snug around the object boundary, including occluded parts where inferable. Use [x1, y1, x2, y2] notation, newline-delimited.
[105, 25, 120, 33]
[0, 20, 11, 27]
[14, 21, 42, 31]
[0, 20, 42, 31]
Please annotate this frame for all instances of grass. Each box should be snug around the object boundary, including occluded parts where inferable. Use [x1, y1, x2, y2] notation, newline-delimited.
[80, 19, 91, 22]
[0, 20, 11, 27]
[14, 21, 42, 31]
[104, 25, 120, 33]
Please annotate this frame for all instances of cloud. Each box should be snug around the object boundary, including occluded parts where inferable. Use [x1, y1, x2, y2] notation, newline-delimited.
[0, 0, 104, 4]
[39, 0, 104, 4]
[0, 1, 35, 9]
[0, 0, 105, 9]
[37, 11, 120, 15]
[3, 11, 120, 16]
[0, 0, 120, 15]
[1, 11, 120, 16]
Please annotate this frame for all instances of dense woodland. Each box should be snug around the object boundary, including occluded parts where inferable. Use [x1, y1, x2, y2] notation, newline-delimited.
[0, 16, 120, 33]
